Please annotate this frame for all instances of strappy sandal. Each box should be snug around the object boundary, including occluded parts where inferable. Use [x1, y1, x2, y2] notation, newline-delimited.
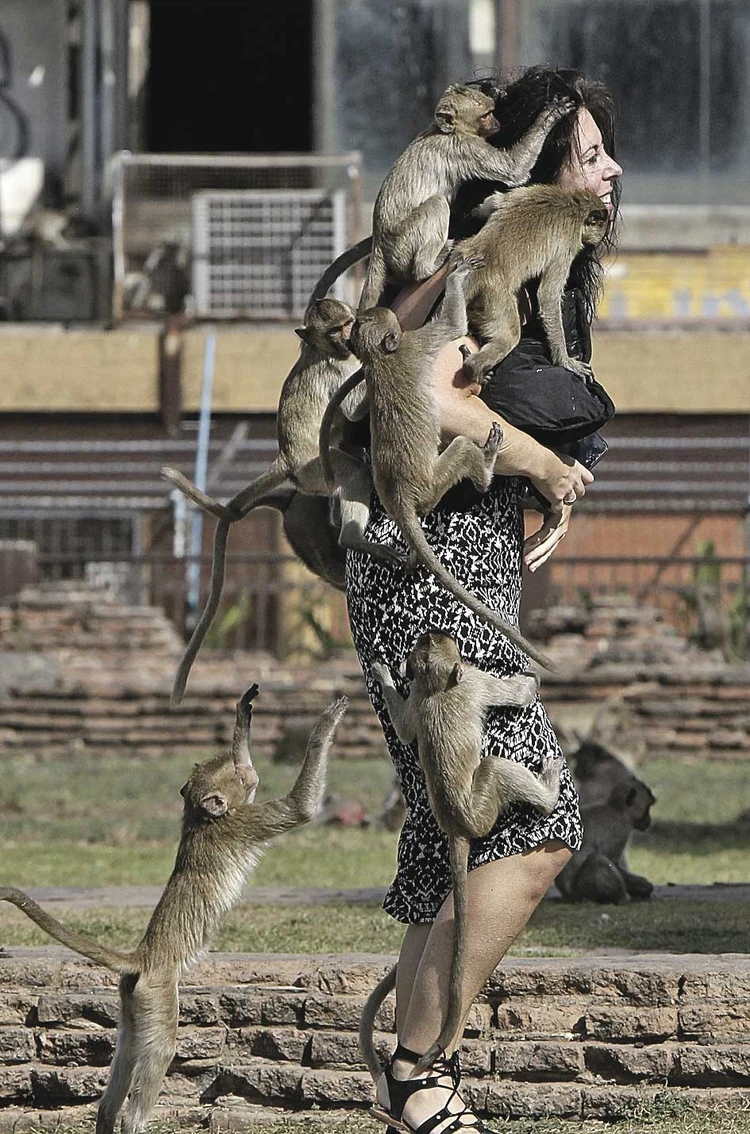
[370, 1044, 495, 1134]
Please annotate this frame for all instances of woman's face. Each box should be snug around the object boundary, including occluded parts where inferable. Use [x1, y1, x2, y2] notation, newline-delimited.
[556, 108, 622, 215]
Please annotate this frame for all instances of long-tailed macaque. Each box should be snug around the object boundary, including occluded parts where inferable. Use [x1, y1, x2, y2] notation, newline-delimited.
[0, 687, 347, 1134]
[162, 297, 396, 704]
[359, 84, 572, 310]
[371, 631, 559, 1073]
[453, 185, 609, 385]
[320, 260, 553, 670]
[556, 775, 655, 904]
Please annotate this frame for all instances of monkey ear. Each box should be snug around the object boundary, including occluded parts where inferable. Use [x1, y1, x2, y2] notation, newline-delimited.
[199, 792, 229, 817]
[450, 662, 465, 687]
[435, 108, 456, 134]
[381, 330, 400, 353]
[179, 781, 189, 798]
[294, 326, 312, 344]
[405, 658, 415, 680]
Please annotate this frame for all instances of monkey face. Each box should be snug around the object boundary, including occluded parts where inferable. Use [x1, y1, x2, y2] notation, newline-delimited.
[295, 299, 356, 358]
[407, 631, 464, 690]
[435, 85, 498, 138]
[350, 309, 401, 359]
[582, 205, 610, 246]
[181, 755, 259, 819]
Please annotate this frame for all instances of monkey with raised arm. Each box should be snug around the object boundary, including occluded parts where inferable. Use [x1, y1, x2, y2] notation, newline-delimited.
[319, 260, 553, 669]
[0, 688, 347, 1134]
[368, 631, 560, 1076]
[359, 84, 573, 311]
[452, 185, 610, 385]
[162, 297, 397, 704]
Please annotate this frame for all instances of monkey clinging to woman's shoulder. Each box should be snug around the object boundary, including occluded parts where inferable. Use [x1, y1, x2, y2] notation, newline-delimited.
[1, 686, 348, 1134]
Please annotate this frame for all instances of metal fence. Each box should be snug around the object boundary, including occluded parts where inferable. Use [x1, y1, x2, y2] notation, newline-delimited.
[111, 152, 363, 323]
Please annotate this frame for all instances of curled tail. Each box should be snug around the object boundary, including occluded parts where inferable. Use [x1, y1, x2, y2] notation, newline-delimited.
[318, 369, 367, 491]
[0, 888, 137, 975]
[307, 236, 373, 307]
[164, 461, 290, 705]
[359, 963, 397, 1082]
[400, 512, 555, 672]
[414, 837, 469, 1074]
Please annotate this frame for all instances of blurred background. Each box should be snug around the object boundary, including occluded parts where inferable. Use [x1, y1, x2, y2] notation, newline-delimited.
[0, 0, 749, 660]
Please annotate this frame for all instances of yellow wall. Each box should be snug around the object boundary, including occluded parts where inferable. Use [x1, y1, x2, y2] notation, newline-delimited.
[0, 323, 748, 415]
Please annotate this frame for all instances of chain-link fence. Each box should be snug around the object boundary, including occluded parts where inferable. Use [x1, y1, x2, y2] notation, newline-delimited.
[111, 152, 364, 322]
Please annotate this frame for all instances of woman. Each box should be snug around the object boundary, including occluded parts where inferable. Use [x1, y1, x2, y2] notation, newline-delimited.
[347, 67, 623, 1133]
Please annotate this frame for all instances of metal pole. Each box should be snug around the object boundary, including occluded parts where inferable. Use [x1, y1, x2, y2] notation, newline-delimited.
[185, 333, 216, 631]
[312, 0, 336, 154]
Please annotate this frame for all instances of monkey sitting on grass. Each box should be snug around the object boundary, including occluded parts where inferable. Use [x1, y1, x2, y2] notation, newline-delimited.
[368, 631, 561, 1075]
[0, 686, 347, 1134]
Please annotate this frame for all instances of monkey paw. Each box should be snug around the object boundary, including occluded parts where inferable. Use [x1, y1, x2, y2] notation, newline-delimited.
[462, 354, 490, 389]
[564, 358, 595, 383]
[549, 95, 577, 121]
[371, 662, 391, 688]
[503, 672, 538, 705]
[541, 751, 564, 790]
[483, 421, 504, 456]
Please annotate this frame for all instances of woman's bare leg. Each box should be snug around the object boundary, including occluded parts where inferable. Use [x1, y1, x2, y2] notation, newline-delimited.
[379, 841, 572, 1132]
[395, 923, 433, 1034]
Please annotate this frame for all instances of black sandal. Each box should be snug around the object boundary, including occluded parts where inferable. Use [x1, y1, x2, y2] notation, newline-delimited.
[370, 1044, 494, 1134]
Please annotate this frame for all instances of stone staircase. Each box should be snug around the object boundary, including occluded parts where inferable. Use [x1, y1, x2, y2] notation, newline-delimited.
[1, 949, 749, 1125]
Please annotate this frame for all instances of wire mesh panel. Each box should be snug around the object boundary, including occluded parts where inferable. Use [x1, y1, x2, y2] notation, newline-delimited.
[111, 152, 363, 321]
[192, 189, 347, 319]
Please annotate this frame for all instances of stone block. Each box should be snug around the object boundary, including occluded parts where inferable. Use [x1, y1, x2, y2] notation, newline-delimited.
[487, 967, 592, 999]
[36, 1030, 115, 1066]
[494, 1002, 585, 1038]
[0, 1027, 35, 1064]
[0, 994, 35, 1026]
[178, 991, 221, 1026]
[231, 1027, 309, 1064]
[309, 960, 395, 996]
[309, 1030, 365, 1070]
[456, 1040, 492, 1076]
[218, 991, 262, 1027]
[484, 1081, 583, 1118]
[299, 1068, 374, 1105]
[0, 1065, 32, 1102]
[36, 992, 118, 1028]
[581, 1083, 651, 1119]
[208, 1061, 303, 1101]
[590, 968, 680, 1006]
[674, 1045, 750, 1086]
[584, 1042, 676, 1082]
[585, 1006, 677, 1041]
[303, 993, 393, 1032]
[174, 1027, 226, 1062]
[679, 1003, 750, 1041]
[679, 969, 750, 1001]
[493, 1041, 584, 1080]
[260, 994, 305, 1027]
[464, 1002, 492, 1036]
[30, 1065, 108, 1102]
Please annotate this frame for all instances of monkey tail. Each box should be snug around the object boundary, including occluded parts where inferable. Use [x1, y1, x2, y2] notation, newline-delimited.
[169, 461, 291, 706]
[0, 888, 138, 975]
[358, 963, 397, 1082]
[414, 837, 470, 1075]
[399, 513, 556, 672]
[358, 245, 388, 312]
[318, 369, 367, 491]
[306, 236, 373, 308]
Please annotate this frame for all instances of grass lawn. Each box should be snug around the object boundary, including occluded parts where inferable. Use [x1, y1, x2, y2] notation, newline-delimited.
[1, 749, 749, 955]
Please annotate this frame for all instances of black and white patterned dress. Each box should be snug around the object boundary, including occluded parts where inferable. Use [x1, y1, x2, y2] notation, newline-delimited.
[345, 474, 583, 925]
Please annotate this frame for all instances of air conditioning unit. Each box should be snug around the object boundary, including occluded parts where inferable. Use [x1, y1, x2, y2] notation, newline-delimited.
[191, 188, 347, 319]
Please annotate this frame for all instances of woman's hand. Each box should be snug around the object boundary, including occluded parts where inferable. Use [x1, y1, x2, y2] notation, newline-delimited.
[523, 504, 572, 572]
[527, 451, 593, 512]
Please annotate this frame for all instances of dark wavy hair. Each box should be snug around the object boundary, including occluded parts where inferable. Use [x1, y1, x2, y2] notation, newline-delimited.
[453, 66, 620, 323]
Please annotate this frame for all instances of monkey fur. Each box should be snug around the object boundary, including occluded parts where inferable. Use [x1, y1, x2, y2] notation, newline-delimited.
[320, 261, 553, 670]
[371, 631, 561, 1073]
[359, 84, 573, 311]
[556, 775, 655, 904]
[0, 687, 348, 1134]
[452, 184, 609, 386]
[163, 297, 399, 705]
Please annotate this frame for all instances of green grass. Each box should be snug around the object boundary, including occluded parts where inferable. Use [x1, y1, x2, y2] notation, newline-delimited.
[1, 750, 750, 955]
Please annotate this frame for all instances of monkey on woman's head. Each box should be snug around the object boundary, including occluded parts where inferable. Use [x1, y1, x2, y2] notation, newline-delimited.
[1, 687, 348, 1134]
